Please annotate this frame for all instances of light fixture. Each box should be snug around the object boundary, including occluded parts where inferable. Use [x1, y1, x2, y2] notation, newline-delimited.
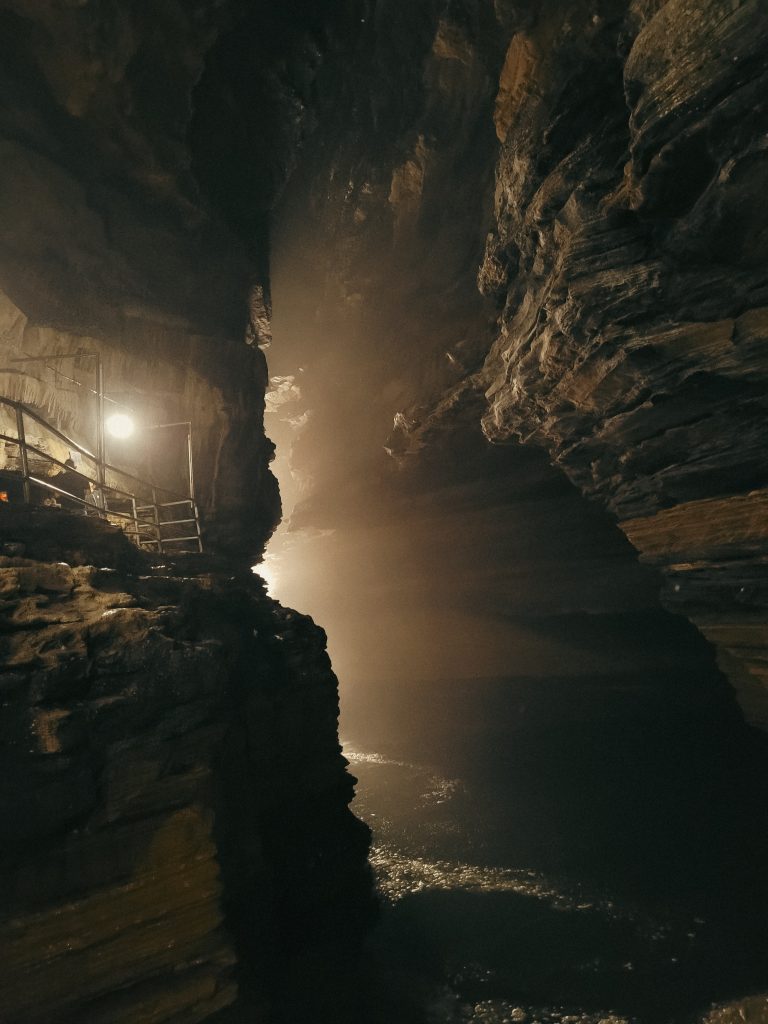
[106, 412, 135, 439]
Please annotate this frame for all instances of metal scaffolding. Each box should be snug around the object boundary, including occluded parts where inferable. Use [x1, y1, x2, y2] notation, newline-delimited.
[0, 396, 203, 555]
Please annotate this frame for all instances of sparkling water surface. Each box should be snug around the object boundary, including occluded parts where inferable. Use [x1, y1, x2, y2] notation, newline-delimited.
[342, 677, 768, 1024]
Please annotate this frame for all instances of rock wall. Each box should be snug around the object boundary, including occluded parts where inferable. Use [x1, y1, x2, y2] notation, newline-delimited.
[3, 0, 767, 1017]
[0, 289, 278, 560]
[0, 4, 378, 1021]
[478, 0, 768, 726]
[265, 0, 768, 730]
[0, 0, 289, 560]
[0, 511, 370, 1022]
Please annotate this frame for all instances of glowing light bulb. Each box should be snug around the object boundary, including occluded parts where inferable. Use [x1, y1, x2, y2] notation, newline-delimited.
[106, 413, 135, 439]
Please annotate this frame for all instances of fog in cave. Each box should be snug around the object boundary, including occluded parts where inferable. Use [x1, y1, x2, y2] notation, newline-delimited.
[259, 340, 768, 1021]
[252, 132, 768, 1024]
[3, 2, 768, 1022]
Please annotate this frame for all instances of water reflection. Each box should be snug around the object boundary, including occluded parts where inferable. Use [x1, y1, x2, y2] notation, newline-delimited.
[347, 747, 685, 1024]
[217, 676, 768, 1024]
[340, 673, 768, 1024]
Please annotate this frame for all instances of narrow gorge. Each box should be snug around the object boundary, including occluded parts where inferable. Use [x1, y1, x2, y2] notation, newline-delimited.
[1, 2, 767, 1022]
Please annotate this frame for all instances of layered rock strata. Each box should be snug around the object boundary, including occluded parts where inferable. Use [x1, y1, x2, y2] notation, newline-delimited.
[265, 0, 768, 729]
[0, 4, 374, 1021]
[0, 511, 370, 1023]
[478, 0, 768, 726]
[0, 1, 294, 560]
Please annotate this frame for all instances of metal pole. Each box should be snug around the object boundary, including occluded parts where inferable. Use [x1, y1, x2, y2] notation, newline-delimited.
[185, 422, 203, 552]
[152, 487, 162, 554]
[186, 422, 195, 502]
[96, 356, 105, 486]
[130, 496, 139, 545]
[15, 406, 31, 504]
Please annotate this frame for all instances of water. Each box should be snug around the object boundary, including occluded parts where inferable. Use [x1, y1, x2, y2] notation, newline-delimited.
[339, 674, 768, 1024]
[216, 674, 768, 1023]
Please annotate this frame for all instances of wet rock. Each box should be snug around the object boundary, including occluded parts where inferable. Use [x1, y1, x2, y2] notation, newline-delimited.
[0, 528, 371, 1022]
[288, 0, 768, 728]
[701, 994, 768, 1023]
[474, 1, 768, 724]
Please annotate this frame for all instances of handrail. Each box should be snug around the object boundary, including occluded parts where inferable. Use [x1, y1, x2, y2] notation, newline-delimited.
[0, 433, 147, 505]
[0, 395, 95, 460]
[0, 396, 203, 554]
[11, 474, 203, 552]
[0, 395, 187, 501]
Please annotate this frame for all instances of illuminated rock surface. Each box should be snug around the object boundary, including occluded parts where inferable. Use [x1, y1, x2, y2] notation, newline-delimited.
[0, 5, 375, 1020]
[262, 0, 768, 729]
[1, 0, 768, 1021]
[0, 513, 371, 1022]
[478, 0, 768, 728]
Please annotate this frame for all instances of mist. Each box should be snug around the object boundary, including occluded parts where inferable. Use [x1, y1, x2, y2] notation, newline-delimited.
[262, 200, 728, 755]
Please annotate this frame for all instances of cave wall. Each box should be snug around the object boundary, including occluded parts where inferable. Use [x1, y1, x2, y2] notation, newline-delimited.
[265, 0, 768, 729]
[2, 0, 768, 1017]
[0, 515, 371, 1022]
[479, 0, 768, 726]
[0, 290, 278, 558]
[0, 4, 374, 1020]
[0, 0, 286, 559]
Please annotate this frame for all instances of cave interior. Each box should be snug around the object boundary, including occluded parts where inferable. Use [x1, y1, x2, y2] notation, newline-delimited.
[1, 1, 768, 1023]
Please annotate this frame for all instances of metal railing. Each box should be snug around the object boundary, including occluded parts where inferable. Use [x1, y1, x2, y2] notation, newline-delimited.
[0, 397, 203, 554]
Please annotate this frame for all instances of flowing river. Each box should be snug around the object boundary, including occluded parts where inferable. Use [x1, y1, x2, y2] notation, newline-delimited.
[339, 674, 768, 1024]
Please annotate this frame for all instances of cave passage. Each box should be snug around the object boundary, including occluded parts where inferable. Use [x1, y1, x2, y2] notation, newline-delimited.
[2, 2, 768, 1023]
[257, 282, 768, 1024]
[244, 0, 768, 1016]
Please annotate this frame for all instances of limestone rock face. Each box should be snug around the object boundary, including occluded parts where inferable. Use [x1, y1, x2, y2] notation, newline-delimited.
[265, 0, 768, 729]
[0, 1, 288, 560]
[0, 5, 375, 1020]
[0, 514, 371, 1022]
[3, 0, 768, 1016]
[478, 0, 768, 725]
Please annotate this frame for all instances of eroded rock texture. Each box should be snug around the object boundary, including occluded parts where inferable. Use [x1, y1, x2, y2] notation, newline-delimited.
[0, 0, 288, 558]
[0, 7, 373, 1015]
[0, 513, 370, 1023]
[265, 0, 768, 730]
[479, 0, 768, 726]
[3, 0, 768, 1018]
